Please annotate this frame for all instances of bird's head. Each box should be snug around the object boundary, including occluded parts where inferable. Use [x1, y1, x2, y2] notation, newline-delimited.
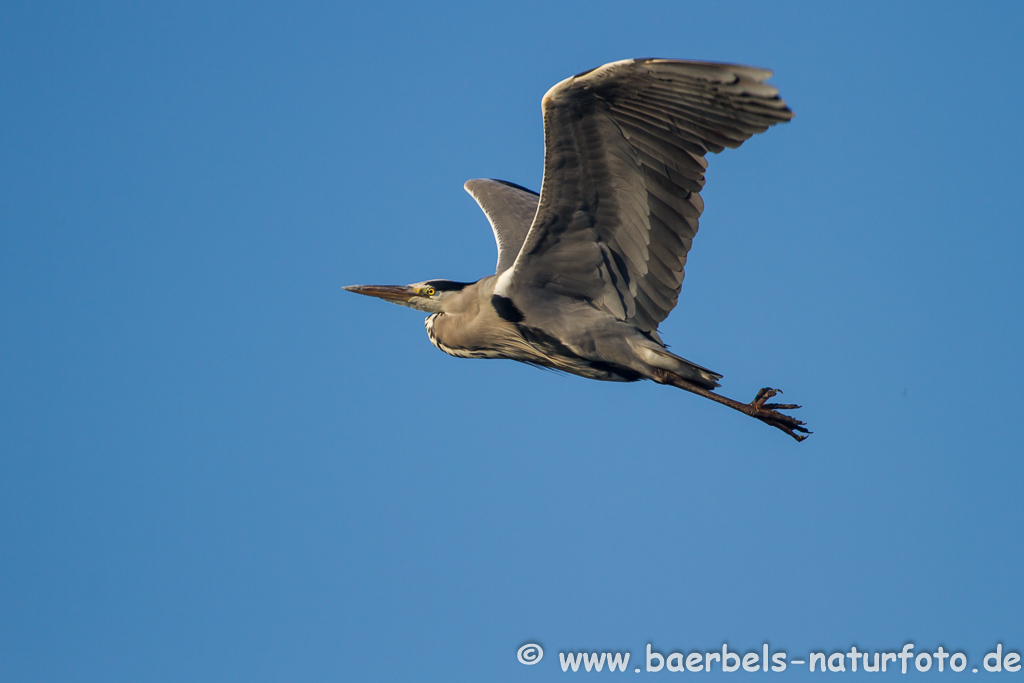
[343, 279, 471, 314]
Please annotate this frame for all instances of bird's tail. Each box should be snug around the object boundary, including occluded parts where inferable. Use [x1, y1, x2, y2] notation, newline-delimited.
[666, 354, 723, 390]
[630, 341, 722, 390]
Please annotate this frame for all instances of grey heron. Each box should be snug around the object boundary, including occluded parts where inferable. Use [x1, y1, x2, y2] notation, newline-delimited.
[345, 59, 809, 441]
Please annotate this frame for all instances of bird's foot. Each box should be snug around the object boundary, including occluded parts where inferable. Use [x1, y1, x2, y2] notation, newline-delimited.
[650, 370, 811, 442]
[746, 387, 810, 442]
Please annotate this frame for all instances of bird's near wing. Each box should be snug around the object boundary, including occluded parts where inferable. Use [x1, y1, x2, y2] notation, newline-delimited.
[464, 179, 540, 274]
[501, 59, 793, 332]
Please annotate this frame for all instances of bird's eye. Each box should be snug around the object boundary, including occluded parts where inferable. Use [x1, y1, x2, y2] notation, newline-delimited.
[424, 287, 435, 297]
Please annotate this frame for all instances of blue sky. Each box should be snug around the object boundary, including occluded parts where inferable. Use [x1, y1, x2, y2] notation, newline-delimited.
[2, 1, 1023, 681]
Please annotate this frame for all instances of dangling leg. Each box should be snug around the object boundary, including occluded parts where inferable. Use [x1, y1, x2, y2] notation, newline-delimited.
[651, 369, 811, 442]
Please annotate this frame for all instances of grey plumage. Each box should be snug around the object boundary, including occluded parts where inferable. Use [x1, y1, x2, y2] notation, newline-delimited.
[463, 179, 538, 274]
[345, 59, 810, 441]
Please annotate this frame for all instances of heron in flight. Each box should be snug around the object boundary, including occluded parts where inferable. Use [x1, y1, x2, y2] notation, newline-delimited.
[346, 59, 809, 441]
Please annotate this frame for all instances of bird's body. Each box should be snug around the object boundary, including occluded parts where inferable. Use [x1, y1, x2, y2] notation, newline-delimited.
[346, 59, 810, 440]
[421, 275, 719, 386]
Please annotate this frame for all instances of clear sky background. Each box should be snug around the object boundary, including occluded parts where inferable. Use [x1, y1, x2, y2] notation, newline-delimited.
[3, 1, 1023, 681]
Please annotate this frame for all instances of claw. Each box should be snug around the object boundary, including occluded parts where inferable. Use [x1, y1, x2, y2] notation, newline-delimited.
[752, 387, 779, 407]
[747, 387, 811, 442]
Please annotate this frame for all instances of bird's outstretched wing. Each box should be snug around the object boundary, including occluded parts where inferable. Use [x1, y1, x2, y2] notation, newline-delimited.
[464, 179, 540, 274]
[501, 59, 793, 332]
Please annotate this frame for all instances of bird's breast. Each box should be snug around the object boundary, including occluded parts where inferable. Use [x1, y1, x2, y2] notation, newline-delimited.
[424, 313, 510, 360]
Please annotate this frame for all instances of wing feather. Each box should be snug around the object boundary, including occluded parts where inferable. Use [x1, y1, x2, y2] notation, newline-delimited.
[463, 178, 540, 274]
[502, 58, 792, 331]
